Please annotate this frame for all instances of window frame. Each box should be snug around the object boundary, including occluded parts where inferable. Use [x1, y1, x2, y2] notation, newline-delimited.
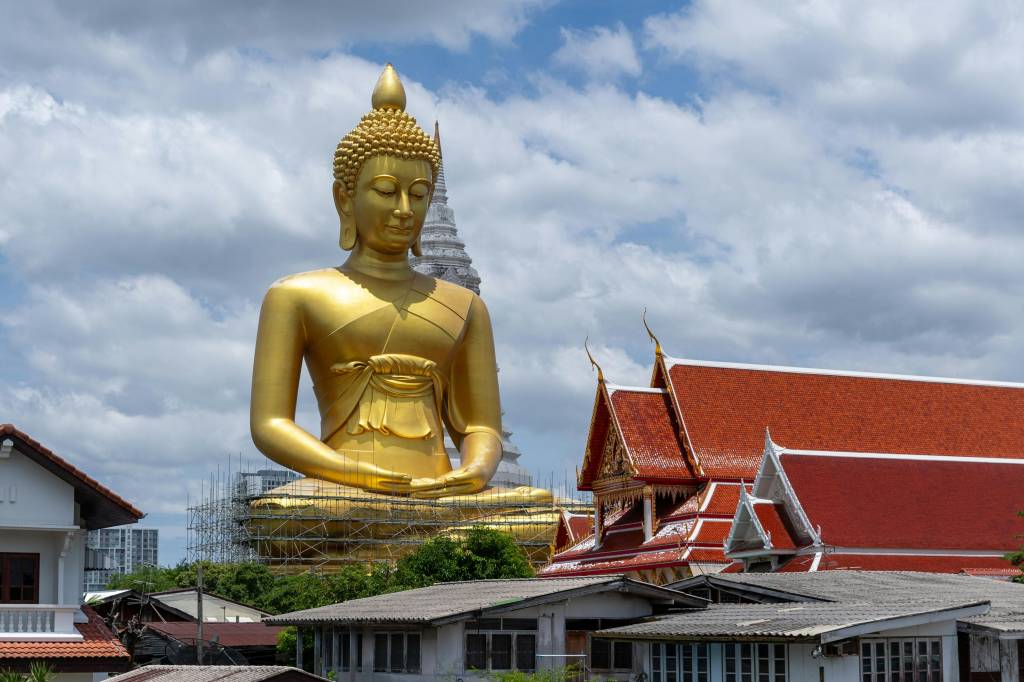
[464, 618, 538, 672]
[372, 631, 421, 674]
[861, 637, 942, 682]
[652, 642, 714, 682]
[0, 553, 41, 604]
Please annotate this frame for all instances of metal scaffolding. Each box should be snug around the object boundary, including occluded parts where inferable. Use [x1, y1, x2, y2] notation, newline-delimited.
[186, 457, 590, 572]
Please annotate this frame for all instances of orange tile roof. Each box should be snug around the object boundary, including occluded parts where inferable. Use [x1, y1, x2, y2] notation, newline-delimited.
[752, 503, 797, 551]
[0, 424, 143, 528]
[609, 389, 698, 484]
[666, 360, 1024, 479]
[0, 606, 129, 661]
[780, 452, 1024, 551]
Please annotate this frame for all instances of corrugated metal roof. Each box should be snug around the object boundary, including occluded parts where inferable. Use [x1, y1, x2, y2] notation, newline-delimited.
[265, 577, 702, 625]
[108, 665, 324, 682]
[674, 571, 1024, 634]
[598, 600, 988, 641]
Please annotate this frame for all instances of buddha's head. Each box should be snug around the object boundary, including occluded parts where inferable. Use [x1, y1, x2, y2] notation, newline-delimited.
[333, 64, 441, 257]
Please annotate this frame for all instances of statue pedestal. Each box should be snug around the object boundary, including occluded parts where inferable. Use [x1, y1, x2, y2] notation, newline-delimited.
[242, 478, 587, 571]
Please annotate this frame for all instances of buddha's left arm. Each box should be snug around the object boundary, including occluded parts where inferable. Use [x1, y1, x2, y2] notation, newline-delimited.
[414, 294, 503, 496]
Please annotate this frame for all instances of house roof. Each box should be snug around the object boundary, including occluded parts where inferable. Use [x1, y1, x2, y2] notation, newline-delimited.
[107, 666, 326, 682]
[0, 606, 129, 662]
[0, 424, 143, 529]
[264, 577, 704, 626]
[663, 358, 1024, 480]
[670, 570, 1024, 636]
[146, 622, 284, 648]
[776, 450, 1024, 551]
[597, 600, 989, 643]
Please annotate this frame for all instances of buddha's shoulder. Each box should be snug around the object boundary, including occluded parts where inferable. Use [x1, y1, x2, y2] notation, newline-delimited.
[264, 268, 345, 299]
[413, 274, 481, 318]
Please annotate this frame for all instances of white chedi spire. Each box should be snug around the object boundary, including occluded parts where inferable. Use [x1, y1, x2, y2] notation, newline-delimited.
[411, 122, 482, 294]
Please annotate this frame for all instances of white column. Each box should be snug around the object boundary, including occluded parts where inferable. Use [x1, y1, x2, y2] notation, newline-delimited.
[1001, 639, 1019, 682]
[593, 499, 603, 549]
[942, 634, 959, 682]
[642, 489, 654, 542]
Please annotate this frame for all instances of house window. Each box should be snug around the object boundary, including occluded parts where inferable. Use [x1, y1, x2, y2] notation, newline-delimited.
[0, 554, 40, 604]
[336, 631, 363, 672]
[725, 643, 786, 682]
[372, 632, 420, 673]
[591, 638, 634, 671]
[465, 618, 538, 671]
[652, 643, 710, 682]
[862, 638, 942, 682]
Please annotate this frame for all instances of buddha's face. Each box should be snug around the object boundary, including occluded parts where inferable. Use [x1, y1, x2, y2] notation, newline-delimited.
[334, 155, 433, 256]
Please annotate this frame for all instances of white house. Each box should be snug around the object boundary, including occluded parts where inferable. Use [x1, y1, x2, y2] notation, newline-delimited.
[264, 576, 706, 681]
[0, 424, 143, 680]
[658, 571, 1024, 682]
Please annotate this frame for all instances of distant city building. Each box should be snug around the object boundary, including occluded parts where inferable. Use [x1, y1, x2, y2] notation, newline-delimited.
[236, 468, 301, 497]
[410, 123, 481, 295]
[85, 526, 159, 592]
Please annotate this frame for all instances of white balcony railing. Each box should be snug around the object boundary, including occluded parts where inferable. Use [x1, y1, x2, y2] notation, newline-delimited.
[0, 605, 83, 641]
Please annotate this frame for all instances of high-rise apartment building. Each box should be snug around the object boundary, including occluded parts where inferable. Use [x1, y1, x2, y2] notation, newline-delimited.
[84, 526, 159, 592]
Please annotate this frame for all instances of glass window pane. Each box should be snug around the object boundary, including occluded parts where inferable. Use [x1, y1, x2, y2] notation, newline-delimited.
[591, 638, 611, 670]
[374, 634, 388, 672]
[699, 644, 710, 682]
[726, 643, 737, 682]
[614, 642, 633, 671]
[758, 644, 770, 682]
[741, 644, 753, 682]
[466, 633, 487, 671]
[683, 644, 694, 681]
[774, 645, 786, 682]
[516, 634, 536, 671]
[406, 634, 420, 673]
[389, 633, 404, 672]
[666, 642, 678, 682]
[341, 633, 350, 671]
[492, 633, 513, 670]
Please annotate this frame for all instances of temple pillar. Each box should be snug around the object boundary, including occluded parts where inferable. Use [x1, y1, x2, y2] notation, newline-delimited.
[593, 498, 603, 549]
[642, 487, 654, 542]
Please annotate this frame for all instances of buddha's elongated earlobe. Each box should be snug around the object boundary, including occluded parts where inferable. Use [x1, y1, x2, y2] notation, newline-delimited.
[334, 180, 357, 251]
[340, 219, 357, 251]
[411, 234, 422, 257]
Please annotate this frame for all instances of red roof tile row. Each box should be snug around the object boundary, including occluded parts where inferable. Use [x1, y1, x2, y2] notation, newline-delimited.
[0, 607, 129, 661]
[780, 452, 1024, 551]
[776, 553, 1017, 573]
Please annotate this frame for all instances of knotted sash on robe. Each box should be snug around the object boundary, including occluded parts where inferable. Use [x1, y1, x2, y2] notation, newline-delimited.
[310, 273, 496, 449]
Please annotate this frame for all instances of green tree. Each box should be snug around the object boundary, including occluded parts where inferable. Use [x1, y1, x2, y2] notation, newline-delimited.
[392, 527, 533, 590]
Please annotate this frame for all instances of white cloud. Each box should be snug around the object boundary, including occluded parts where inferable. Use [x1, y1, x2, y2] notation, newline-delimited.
[553, 23, 642, 80]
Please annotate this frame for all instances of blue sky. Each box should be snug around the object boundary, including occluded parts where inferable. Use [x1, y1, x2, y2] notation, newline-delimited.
[2, 0, 1023, 565]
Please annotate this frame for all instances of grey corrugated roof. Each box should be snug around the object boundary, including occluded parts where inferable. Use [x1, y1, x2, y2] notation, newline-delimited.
[598, 600, 989, 642]
[108, 665, 325, 682]
[675, 571, 1024, 634]
[265, 576, 702, 626]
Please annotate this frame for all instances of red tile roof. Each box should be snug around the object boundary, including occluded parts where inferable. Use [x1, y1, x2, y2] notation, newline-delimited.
[146, 622, 284, 647]
[0, 606, 129, 661]
[780, 452, 1024, 551]
[752, 503, 797, 551]
[665, 360, 1024, 479]
[609, 389, 697, 484]
[0, 424, 143, 529]
[777, 553, 1017, 573]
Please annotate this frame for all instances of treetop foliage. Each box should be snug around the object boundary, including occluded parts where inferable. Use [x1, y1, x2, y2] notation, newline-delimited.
[105, 527, 534, 615]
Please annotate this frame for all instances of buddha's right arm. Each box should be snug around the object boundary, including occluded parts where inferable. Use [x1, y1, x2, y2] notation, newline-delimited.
[249, 282, 412, 492]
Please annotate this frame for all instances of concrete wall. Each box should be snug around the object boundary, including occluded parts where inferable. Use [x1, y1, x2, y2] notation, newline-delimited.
[0, 447, 76, 527]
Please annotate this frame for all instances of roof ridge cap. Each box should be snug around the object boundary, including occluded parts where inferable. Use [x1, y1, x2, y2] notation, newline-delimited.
[663, 356, 1024, 389]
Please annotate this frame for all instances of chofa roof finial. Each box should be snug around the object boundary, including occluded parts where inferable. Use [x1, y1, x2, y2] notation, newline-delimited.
[371, 63, 407, 111]
[584, 336, 605, 383]
[642, 308, 663, 357]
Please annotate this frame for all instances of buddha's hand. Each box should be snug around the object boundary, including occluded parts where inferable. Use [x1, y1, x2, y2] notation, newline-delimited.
[409, 432, 500, 498]
[351, 461, 414, 494]
[409, 464, 490, 499]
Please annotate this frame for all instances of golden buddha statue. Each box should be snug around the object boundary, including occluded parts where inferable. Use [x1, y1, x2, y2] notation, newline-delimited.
[248, 65, 553, 555]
